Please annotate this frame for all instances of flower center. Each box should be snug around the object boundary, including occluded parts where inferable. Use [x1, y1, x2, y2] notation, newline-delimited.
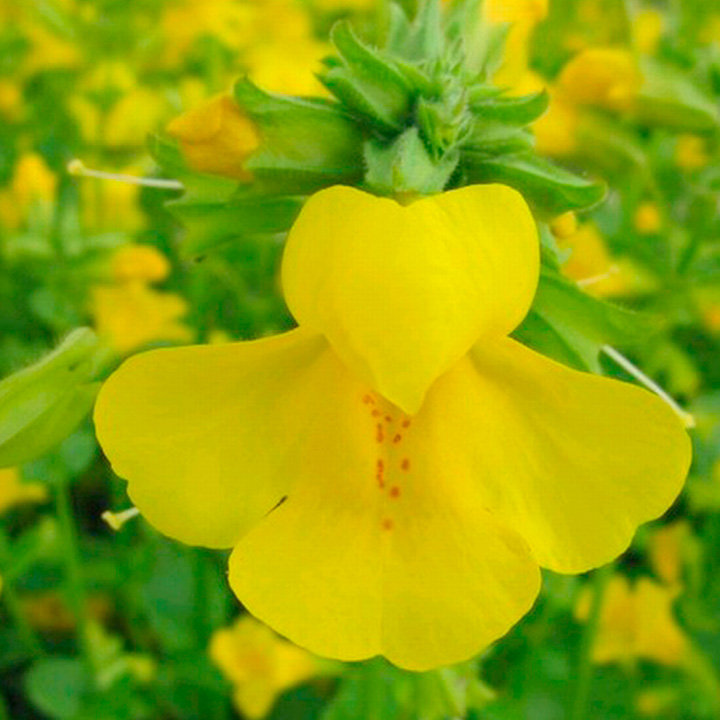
[362, 392, 412, 532]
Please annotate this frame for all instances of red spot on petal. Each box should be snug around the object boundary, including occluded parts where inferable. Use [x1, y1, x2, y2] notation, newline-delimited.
[401, 458, 410, 471]
[389, 486, 400, 498]
[376, 424, 384, 443]
[382, 518, 394, 531]
[372, 409, 381, 418]
[402, 419, 411, 429]
[392, 434, 402, 444]
[376, 459, 385, 488]
[363, 394, 375, 405]
[385, 415, 393, 423]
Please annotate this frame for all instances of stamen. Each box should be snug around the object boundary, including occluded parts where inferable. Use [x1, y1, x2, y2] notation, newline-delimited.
[67, 159, 184, 191]
[601, 345, 695, 428]
[102, 506, 140, 531]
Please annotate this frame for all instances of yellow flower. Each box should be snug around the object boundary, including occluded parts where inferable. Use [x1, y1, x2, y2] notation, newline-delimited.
[556, 47, 643, 111]
[91, 245, 192, 353]
[0, 80, 22, 121]
[483, 1, 549, 94]
[648, 521, 690, 590]
[533, 92, 580, 157]
[110, 245, 170, 284]
[483, 0, 548, 24]
[633, 8, 664, 55]
[244, 39, 330, 96]
[675, 134, 709, 171]
[161, 0, 255, 65]
[0, 153, 57, 229]
[210, 615, 317, 719]
[91, 283, 192, 355]
[166, 95, 260, 180]
[634, 201, 662, 234]
[576, 575, 689, 666]
[95, 185, 689, 670]
[557, 223, 637, 297]
[0, 468, 47, 514]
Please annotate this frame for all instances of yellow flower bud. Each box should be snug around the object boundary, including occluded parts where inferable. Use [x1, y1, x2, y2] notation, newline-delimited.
[166, 95, 260, 180]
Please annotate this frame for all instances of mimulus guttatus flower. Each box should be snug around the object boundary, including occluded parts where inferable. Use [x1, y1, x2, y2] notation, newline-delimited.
[95, 185, 691, 671]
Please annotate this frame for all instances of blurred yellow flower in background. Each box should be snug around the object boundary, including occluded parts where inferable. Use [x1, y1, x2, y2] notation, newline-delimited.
[675, 134, 710, 170]
[632, 8, 664, 55]
[0, 153, 57, 230]
[634, 201, 662, 234]
[484, 0, 549, 93]
[90, 245, 192, 354]
[576, 575, 689, 666]
[0, 467, 47, 514]
[556, 222, 639, 297]
[556, 48, 642, 111]
[110, 245, 171, 284]
[648, 521, 692, 591]
[167, 95, 260, 179]
[210, 615, 318, 719]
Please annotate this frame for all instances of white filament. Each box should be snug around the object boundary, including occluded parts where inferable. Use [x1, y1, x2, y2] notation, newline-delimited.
[67, 159, 183, 190]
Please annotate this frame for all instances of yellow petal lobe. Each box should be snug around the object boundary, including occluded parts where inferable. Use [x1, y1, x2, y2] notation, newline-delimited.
[95, 329, 333, 548]
[424, 337, 690, 573]
[282, 185, 539, 413]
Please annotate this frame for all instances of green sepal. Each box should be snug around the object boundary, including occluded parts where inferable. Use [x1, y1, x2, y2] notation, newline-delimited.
[515, 268, 654, 372]
[469, 89, 549, 125]
[364, 127, 459, 195]
[150, 135, 302, 257]
[169, 179, 302, 258]
[463, 121, 535, 155]
[234, 79, 365, 193]
[322, 21, 414, 133]
[633, 59, 719, 132]
[460, 151, 606, 217]
[0, 329, 101, 467]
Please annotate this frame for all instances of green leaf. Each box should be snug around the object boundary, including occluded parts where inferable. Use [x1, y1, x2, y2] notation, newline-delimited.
[468, 89, 549, 125]
[25, 657, 91, 720]
[514, 268, 653, 371]
[460, 152, 606, 217]
[0, 329, 101, 467]
[634, 59, 720, 132]
[323, 22, 414, 132]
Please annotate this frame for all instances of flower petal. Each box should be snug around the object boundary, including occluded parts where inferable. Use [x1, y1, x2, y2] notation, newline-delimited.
[281, 184, 539, 414]
[426, 337, 691, 573]
[95, 329, 338, 548]
[228, 375, 540, 671]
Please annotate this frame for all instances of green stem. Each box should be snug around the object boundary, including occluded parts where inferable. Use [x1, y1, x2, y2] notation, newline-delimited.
[54, 481, 94, 673]
[569, 564, 613, 720]
[0, 528, 43, 656]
